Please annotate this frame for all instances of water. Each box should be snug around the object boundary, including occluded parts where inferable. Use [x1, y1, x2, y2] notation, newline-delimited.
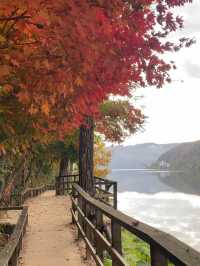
[108, 169, 200, 251]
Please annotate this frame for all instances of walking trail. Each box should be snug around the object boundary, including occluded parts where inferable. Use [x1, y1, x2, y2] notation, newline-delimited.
[20, 191, 90, 266]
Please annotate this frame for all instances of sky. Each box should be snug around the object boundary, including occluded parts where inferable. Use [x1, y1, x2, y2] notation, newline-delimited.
[123, 0, 200, 146]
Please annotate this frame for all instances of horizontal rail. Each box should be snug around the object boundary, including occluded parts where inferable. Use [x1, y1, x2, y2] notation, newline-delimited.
[71, 183, 200, 266]
[94, 176, 117, 209]
[57, 174, 117, 208]
[21, 185, 46, 203]
[94, 176, 117, 184]
[9, 184, 53, 206]
[0, 206, 28, 266]
[0, 206, 23, 211]
[57, 174, 79, 178]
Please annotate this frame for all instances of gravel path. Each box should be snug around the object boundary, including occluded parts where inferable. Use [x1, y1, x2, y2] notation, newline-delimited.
[20, 191, 89, 266]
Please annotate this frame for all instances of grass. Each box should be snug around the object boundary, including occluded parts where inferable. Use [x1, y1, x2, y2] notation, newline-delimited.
[104, 229, 174, 266]
[104, 229, 150, 266]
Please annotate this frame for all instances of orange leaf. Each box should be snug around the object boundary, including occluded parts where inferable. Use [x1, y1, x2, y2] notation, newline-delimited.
[0, 144, 6, 155]
[0, 65, 10, 78]
[17, 92, 30, 103]
[4, 84, 13, 92]
[75, 76, 84, 86]
[41, 101, 50, 115]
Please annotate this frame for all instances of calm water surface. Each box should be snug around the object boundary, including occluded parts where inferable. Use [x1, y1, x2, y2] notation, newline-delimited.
[108, 169, 200, 251]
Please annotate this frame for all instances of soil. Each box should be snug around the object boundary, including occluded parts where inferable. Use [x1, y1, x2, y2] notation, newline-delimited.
[0, 209, 21, 250]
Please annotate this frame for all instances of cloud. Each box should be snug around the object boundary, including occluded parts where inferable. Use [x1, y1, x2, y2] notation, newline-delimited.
[184, 61, 200, 79]
[173, 1, 200, 36]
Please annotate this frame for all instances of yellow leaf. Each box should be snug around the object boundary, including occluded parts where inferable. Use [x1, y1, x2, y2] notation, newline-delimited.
[29, 105, 37, 115]
[0, 34, 6, 44]
[75, 76, 84, 86]
[41, 101, 50, 115]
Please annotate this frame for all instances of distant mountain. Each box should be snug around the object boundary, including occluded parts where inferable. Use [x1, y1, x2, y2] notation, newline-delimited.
[153, 140, 200, 174]
[108, 143, 177, 169]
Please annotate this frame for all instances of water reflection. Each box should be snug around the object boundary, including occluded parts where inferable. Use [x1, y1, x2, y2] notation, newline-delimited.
[108, 169, 200, 251]
[108, 169, 176, 193]
[108, 169, 200, 195]
[157, 171, 200, 195]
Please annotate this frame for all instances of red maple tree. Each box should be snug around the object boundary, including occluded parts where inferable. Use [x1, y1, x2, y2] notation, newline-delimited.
[0, 0, 194, 138]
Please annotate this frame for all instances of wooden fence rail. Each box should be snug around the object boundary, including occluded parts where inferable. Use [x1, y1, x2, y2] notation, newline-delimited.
[56, 174, 117, 208]
[94, 176, 117, 209]
[0, 206, 28, 266]
[9, 184, 54, 206]
[56, 174, 79, 195]
[71, 183, 200, 266]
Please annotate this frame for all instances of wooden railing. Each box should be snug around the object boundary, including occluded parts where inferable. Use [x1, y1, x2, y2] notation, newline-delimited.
[21, 185, 46, 204]
[56, 174, 117, 208]
[56, 174, 79, 195]
[71, 183, 200, 266]
[10, 184, 54, 206]
[0, 206, 28, 266]
[94, 176, 117, 209]
[0, 185, 49, 266]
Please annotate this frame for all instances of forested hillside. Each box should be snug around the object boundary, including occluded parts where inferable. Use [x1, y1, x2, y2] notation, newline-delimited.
[108, 143, 177, 169]
[154, 140, 200, 174]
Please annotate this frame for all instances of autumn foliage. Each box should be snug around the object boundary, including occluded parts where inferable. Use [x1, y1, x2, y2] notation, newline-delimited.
[0, 0, 193, 142]
[97, 100, 145, 142]
[94, 136, 111, 177]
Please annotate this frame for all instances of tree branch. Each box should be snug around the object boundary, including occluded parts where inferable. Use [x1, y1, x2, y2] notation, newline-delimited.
[0, 15, 31, 22]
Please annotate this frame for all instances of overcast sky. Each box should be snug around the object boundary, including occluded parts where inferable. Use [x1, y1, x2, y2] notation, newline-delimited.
[124, 0, 200, 145]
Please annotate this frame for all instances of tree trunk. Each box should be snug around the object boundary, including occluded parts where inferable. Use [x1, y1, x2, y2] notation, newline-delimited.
[56, 156, 69, 195]
[59, 156, 69, 176]
[79, 116, 95, 196]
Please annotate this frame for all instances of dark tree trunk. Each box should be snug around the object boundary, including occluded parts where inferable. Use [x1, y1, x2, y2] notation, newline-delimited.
[59, 157, 69, 176]
[79, 116, 95, 196]
[56, 156, 69, 195]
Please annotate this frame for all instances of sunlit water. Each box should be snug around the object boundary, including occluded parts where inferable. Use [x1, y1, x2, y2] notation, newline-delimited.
[108, 169, 200, 251]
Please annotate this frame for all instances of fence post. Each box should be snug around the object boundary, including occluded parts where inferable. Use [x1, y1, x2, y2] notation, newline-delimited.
[111, 219, 122, 266]
[150, 245, 168, 266]
[55, 176, 59, 195]
[113, 182, 117, 209]
[95, 209, 104, 260]
[62, 176, 65, 195]
[71, 186, 76, 224]
[77, 195, 83, 240]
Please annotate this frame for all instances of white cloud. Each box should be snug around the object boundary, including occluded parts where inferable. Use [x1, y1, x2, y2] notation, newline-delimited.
[184, 61, 200, 79]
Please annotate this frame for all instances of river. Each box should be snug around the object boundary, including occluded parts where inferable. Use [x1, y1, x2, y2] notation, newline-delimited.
[108, 169, 200, 251]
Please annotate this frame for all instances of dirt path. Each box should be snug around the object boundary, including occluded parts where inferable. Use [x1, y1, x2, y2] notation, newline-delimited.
[20, 191, 89, 266]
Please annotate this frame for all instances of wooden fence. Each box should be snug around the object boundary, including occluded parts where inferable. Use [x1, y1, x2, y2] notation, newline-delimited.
[0, 206, 28, 266]
[71, 183, 200, 266]
[0, 186, 48, 266]
[94, 176, 117, 209]
[56, 174, 79, 195]
[9, 184, 54, 207]
[56, 174, 117, 208]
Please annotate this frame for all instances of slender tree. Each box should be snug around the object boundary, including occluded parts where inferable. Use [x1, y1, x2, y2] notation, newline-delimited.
[79, 117, 95, 195]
